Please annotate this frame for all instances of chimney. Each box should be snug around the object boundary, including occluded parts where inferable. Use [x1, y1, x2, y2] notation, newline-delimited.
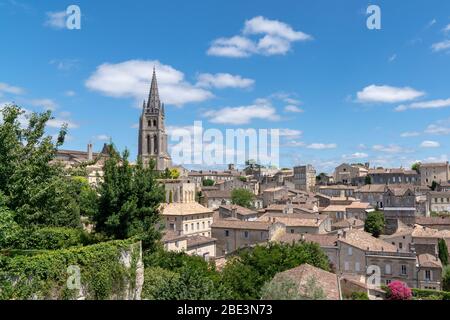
[87, 143, 93, 161]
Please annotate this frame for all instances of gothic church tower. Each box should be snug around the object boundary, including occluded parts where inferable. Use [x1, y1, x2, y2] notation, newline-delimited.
[138, 68, 172, 171]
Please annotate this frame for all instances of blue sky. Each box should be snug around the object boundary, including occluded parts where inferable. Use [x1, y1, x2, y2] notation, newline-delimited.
[1, 0, 450, 173]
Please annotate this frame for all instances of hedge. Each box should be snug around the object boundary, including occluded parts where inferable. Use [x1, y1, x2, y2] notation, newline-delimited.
[0, 239, 140, 300]
[412, 288, 450, 300]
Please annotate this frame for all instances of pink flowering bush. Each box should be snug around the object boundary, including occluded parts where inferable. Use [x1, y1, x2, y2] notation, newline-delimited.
[386, 281, 412, 300]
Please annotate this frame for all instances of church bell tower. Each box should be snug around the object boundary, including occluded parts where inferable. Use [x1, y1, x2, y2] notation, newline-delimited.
[138, 68, 172, 171]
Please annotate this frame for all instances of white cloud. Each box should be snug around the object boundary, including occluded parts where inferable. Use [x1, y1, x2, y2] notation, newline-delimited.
[279, 128, 303, 139]
[400, 131, 420, 138]
[395, 98, 450, 112]
[196, 73, 254, 89]
[284, 105, 303, 113]
[47, 118, 78, 129]
[50, 59, 79, 71]
[425, 123, 450, 135]
[432, 39, 450, 52]
[95, 134, 110, 141]
[204, 99, 280, 125]
[85, 60, 213, 107]
[0, 82, 25, 95]
[207, 16, 312, 58]
[207, 36, 256, 58]
[444, 24, 450, 33]
[372, 144, 412, 153]
[342, 152, 368, 160]
[44, 11, 66, 29]
[420, 140, 440, 148]
[388, 54, 397, 62]
[306, 143, 337, 150]
[356, 85, 425, 103]
[29, 98, 58, 111]
[243, 16, 312, 41]
[65, 90, 76, 97]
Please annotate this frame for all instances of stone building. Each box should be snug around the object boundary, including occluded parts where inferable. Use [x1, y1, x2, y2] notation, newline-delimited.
[383, 186, 416, 234]
[420, 162, 450, 187]
[334, 163, 368, 185]
[293, 164, 316, 192]
[211, 219, 272, 256]
[138, 68, 172, 171]
[426, 191, 450, 215]
[357, 168, 420, 186]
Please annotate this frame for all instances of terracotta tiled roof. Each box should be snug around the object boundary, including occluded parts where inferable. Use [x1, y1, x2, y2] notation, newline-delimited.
[211, 220, 271, 230]
[161, 202, 213, 216]
[220, 204, 257, 216]
[339, 229, 398, 252]
[416, 216, 450, 226]
[418, 253, 442, 268]
[272, 264, 340, 300]
[322, 205, 348, 212]
[356, 184, 386, 193]
[304, 234, 339, 247]
[186, 235, 216, 248]
[332, 217, 364, 229]
[346, 202, 372, 209]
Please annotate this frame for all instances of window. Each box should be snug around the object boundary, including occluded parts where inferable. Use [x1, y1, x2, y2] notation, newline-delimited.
[425, 270, 432, 281]
[148, 120, 151, 127]
[225, 230, 229, 237]
[184, 224, 188, 231]
[191, 223, 194, 231]
[348, 247, 353, 256]
[202, 222, 205, 229]
[197, 222, 199, 230]
[208, 221, 211, 227]
[290, 229, 295, 234]
[401, 265, 407, 275]
[386, 280, 391, 285]
[344, 262, 350, 271]
[244, 231, 249, 238]
[355, 262, 360, 272]
[385, 264, 392, 275]
[399, 242, 403, 249]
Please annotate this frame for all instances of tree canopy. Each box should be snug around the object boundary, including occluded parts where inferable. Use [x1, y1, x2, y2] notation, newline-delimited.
[231, 188, 254, 209]
[364, 211, 385, 238]
[94, 147, 165, 250]
[0, 104, 81, 228]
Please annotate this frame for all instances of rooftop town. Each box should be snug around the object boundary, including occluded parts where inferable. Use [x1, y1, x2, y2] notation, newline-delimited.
[53, 70, 450, 300]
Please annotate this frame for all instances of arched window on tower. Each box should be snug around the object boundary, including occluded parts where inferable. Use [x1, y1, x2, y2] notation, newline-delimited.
[153, 119, 157, 127]
[154, 135, 158, 154]
[147, 135, 151, 154]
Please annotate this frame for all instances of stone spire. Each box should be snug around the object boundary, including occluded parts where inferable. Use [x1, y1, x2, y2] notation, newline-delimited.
[147, 67, 161, 110]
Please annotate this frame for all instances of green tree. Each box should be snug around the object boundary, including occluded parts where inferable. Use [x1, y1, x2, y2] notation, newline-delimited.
[94, 146, 165, 250]
[364, 211, 385, 238]
[202, 179, 215, 187]
[231, 188, 255, 209]
[442, 266, 450, 291]
[260, 274, 302, 300]
[412, 162, 421, 173]
[431, 181, 438, 191]
[261, 275, 326, 300]
[221, 242, 330, 299]
[0, 104, 81, 228]
[438, 239, 449, 266]
[161, 168, 180, 179]
[351, 292, 369, 300]
[0, 206, 21, 249]
[365, 175, 372, 185]
[71, 176, 98, 218]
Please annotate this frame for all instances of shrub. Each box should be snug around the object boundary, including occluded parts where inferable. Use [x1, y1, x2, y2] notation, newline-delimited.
[386, 281, 412, 300]
[351, 292, 369, 300]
